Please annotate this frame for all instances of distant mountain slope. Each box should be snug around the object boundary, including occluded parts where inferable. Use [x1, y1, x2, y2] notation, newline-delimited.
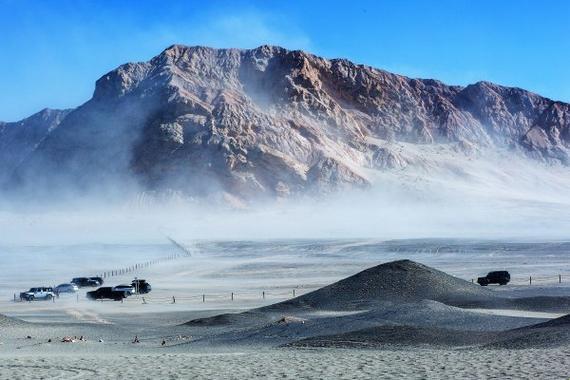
[0, 108, 69, 186]
[2, 45, 569, 201]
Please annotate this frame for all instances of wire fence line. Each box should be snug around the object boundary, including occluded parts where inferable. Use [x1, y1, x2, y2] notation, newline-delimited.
[12, 274, 569, 304]
[14, 273, 569, 305]
[87, 274, 569, 305]
[13, 287, 312, 304]
[93, 236, 193, 280]
[80, 287, 310, 305]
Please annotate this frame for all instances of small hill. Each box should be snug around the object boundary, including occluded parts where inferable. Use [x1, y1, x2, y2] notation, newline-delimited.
[484, 314, 570, 349]
[184, 261, 564, 347]
[185, 311, 269, 327]
[261, 260, 496, 311]
[187, 260, 506, 329]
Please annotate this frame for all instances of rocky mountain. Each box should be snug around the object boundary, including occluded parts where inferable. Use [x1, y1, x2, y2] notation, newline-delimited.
[0, 108, 70, 185]
[2, 45, 569, 202]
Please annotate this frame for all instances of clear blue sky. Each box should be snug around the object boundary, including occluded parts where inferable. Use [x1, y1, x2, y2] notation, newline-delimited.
[1, 0, 569, 121]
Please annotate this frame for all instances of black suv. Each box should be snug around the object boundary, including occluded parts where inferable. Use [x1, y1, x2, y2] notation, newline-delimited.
[71, 277, 100, 288]
[131, 279, 152, 294]
[89, 277, 104, 286]
[86, 287, 128, 301]
[477, 271, 510, 286]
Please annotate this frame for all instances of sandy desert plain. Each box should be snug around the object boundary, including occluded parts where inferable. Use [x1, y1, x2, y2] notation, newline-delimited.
[1, 239, 570, 379]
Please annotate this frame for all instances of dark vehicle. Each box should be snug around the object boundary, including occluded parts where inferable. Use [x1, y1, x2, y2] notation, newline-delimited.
[86, 287, 128, 301]
[89, 277, 104, 286]
[477, 271, 510, 286]
[71, 277, 99, 288]
[131, 279, 152, 294]
[113, 284, 135, 296]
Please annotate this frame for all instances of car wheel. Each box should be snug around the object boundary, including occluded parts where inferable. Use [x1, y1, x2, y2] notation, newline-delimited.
[46, 294, 53, 300]
[28, 295, 34, 301]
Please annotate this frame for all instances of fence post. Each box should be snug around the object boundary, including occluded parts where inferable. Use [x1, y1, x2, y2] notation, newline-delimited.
[262, 291, 265, 299]
[202, 294, 205, 303]
[231, 292, 234, 301]
[293, 289, 296, 297]
[529, 276, 532, 285]
[559, 274, 562, 284]
[14, 293, 16, 302]
[172, 296, 176, 304]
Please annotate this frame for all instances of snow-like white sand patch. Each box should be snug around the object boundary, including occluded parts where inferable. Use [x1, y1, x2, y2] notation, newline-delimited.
[467, 308, 565, 319]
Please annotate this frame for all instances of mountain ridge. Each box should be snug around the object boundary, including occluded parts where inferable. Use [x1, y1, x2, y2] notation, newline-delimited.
[2, 44, 569, 202]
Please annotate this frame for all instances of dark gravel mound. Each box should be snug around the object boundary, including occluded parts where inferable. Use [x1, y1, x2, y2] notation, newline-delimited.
[508, 297, 570, 313]
[196, 300, 539, 347]
[480, 313, 570, 349]
[181, 260, 565, 348]
[262, 260, 497, 311]
[185, 311, 269, 327]
[285, 325, 496, 348]
[524, 313, 570, 328]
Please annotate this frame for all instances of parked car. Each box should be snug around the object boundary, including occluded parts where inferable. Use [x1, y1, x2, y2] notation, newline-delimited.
[20, 287, 56, 301]
[86, 287, 128, 301]
[55, 283, 79, 294]
[131, 279, 152, 294]
[112, 284, 135, 296]
[477, 271, 511, 286]
[89, 277, 104, 286]
[71, 277, 99, 288]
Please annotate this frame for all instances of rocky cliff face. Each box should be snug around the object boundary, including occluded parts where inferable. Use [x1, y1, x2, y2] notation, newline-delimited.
[2, 45, 569, 202]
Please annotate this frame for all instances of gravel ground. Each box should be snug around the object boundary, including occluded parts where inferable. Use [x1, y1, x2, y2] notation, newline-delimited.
[1, 348, 569, 380]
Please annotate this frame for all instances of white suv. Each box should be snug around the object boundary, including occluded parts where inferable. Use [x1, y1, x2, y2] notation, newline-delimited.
[20, 287, 56, 301]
